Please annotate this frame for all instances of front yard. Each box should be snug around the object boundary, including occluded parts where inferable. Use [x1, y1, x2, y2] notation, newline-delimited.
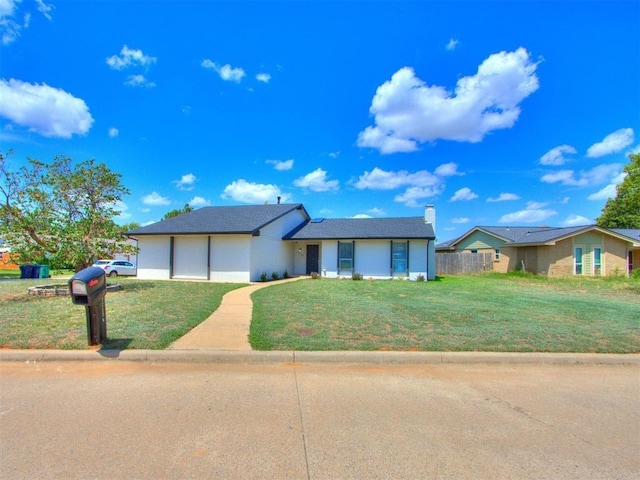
[250, 274, 640, 353]
[0, 278, 245, 349]
[0, 274, 638, 352]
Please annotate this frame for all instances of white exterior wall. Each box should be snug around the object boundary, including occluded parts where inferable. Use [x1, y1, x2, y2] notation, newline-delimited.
[354, 240, 390, 278]
[321, 240, 338, 277]
[173, 236, 209, 279]
[249, 209, 304, 281]
[312, 239, 430, 280]
[427, 240, 436, 280]
[409, 240, 429, 280]
[136, 236, 171, 279]
[211, 235, 251, 282]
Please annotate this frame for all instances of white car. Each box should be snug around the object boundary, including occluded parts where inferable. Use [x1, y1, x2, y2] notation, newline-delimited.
[92, 260, 137, 277]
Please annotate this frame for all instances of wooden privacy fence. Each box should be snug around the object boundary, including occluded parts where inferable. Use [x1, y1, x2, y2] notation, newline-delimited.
[436, 252, 493, 275]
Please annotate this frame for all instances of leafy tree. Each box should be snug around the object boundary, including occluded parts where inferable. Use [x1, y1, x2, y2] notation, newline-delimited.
[0, 151, 135, 271]
[162, 203, 193, 220]
[597, 153, 640, 229]
[119, 222, 141, 234]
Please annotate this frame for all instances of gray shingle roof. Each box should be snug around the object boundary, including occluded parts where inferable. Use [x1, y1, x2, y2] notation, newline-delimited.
[440, 224, 640, 248]
[127, 204, 309, 235]
[284, 217, 435, 240]
[612, 229, 640, 241]
[496, 226, 594, 245]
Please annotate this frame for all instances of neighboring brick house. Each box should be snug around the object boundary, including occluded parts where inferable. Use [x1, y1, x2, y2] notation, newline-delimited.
[0, 239, 19, 270]
[437, 225, 640, 276]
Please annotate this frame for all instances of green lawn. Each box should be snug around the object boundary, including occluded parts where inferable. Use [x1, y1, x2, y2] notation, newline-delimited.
[0, 278, 246, 349]
[250, 274, 640, 353]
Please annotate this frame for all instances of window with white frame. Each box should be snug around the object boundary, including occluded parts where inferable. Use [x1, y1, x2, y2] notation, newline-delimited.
[593, 247, 602, 275]
[574, 246, 584, 275]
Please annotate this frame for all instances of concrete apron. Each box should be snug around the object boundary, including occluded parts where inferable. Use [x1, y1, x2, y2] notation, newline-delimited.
[168, 276, 304, 351]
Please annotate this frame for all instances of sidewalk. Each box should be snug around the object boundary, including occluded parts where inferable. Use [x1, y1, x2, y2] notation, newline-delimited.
[168, 276, 305, 351]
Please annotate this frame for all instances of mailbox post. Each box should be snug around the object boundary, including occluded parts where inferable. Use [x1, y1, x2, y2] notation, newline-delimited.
[68, 266, 108, 346]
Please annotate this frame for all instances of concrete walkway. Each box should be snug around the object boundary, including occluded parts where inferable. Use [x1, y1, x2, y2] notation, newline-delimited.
[168, 276, 305, 351]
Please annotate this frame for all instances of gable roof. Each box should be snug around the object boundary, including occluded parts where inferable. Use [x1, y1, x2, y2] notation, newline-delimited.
[438, 224, 640, 250]
[284, 217, 435, 240]
[127, 204, 309, 236]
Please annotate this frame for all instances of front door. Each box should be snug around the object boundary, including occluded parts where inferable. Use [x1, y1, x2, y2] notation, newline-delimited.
[306, 245, 319, 274]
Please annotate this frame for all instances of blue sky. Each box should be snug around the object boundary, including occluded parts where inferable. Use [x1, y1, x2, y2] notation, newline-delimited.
[1, 0, 638, 241]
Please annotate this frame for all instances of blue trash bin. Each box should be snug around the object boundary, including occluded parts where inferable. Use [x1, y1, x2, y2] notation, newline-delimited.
[31, 265, 41, 278]
[20, 265, 33, 279]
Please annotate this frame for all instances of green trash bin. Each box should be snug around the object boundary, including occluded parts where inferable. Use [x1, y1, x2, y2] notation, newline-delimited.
[38, 265, 50, 278]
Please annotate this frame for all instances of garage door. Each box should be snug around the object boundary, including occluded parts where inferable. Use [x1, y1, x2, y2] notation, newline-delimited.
[173, 236, 208, 279]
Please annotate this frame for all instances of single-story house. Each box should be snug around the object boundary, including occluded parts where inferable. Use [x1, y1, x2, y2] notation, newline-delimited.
[127, 203, 436, 282]
[437, 225, 640, 276]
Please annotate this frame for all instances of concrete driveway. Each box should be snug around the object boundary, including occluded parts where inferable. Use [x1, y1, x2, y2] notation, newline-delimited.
[1, 360, 638, 479]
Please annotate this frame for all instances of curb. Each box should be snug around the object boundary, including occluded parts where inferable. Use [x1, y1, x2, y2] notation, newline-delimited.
[1, 349, 638, 365]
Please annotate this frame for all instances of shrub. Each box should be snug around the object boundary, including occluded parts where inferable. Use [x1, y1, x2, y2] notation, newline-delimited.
[631, 268, 640, 280]
[310, 271, 320, 279]
[416, 274, 425, 282]
[260, 271, 268, 282]
[271, 271, 280, 281]
[352, 272, 363, 281]
[283, 270, 290, 279]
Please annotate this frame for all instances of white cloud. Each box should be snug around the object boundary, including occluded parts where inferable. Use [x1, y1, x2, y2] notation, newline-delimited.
[357, 48, 539, 154]
[499, 201, 557, 224]
[355, 164, 458, 207]
[201, 59, 245, 83]
[434, 162, 463, 177]
[0, 78, 94, 137]
[222, 179, 290, 204]
[586, 128, 634, 158]
[562, 214, 592, 227]
[35, 0, 53, 20]
[487, 192, 520, 202]
[329, 151, 340, 158]
[0, 0, 19, 17]
[293, 168, 339, 192]
[367, 207, 386, 216]
[124, 74, 155, 88]
[352, 214, 372, 219]
[540, 145, 576, 166]
[256, 73, 271, 83]
[446, 38, 459, 51]
[142, 191, 171, 206]
[450, 187, 478, 202]
[394, 186, 445, 207]
[0, 0, 28, 45]
[107, 45, 157, 70]
[266, 159, 294, 171]
[108, 127, 119, 138]
[174, 173, 197, 191]
[541, 164, 621, 187]
[188, 196, 210, 208]
[452, 217, 470, 224]
[587, 172, 626, 201]
[355, 167, 440, 190]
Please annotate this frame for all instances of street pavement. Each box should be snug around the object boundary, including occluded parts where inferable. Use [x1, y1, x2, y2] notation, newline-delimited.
[1, 360, 638, 479]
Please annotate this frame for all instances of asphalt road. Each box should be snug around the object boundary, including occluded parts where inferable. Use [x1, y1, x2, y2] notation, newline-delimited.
[1, 361, 638, 479]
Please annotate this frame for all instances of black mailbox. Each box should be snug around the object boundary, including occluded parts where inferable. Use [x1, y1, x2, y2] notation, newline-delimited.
[68, 267, 106, 306]
[68, 267, 108, 346]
